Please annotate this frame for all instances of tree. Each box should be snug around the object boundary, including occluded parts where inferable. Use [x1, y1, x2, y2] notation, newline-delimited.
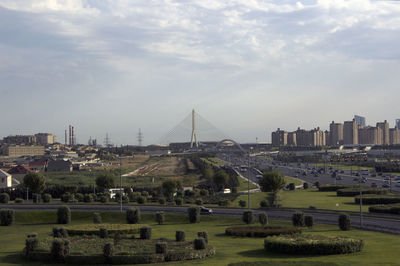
[213, 170, 229, 191]
[23, 173, 46, 203]
[259, 171, 286, 193]
[95, 174, 115, 191]
[162, 180, 182, 201]
[202, 164, 214, 180]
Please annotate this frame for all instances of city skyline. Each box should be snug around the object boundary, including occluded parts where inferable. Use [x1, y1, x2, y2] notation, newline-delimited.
[1, 1, 400, 144]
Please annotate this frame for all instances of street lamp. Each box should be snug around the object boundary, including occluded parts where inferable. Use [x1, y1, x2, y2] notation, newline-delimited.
[119, 156, 123, 213]
[248, 147, 253, 210]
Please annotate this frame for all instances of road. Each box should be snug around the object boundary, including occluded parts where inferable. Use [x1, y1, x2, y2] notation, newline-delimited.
[2, 203, 400, 235]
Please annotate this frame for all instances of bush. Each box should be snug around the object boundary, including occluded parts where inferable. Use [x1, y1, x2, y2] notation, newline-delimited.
[242, 210, 254, 224]
[155, 211, 165, 225]
[369, 204, 400, 214]
[99, 195, 109, 203]
[114, 232, 122, 245]
[140, 227, 152, 240]
[264, 235, 363, 255]
[303, 182, 309, 189]
[0, 193, 10, 204]
[136, 196, 146, 204]
[305, 215, 314, 228]
[141, 191, 149, 197]
[318, 185, 349, 192]
[260, 200, 269, 208]
[99, 228, 108, 239]
[198, 231, 208, 243]
[188, 207, 200, 223]
[0, 209, 14, 226]
[75, 193, 84, 202]
[288, 183, 295, 190]
[292, 212, 305, 227]
[355, 195, 400, 205]
[194, 238, 207, 250]
[84, 194, 94, 203]
[200, 189, 209, 196]
[195, 199, 203, 205]
[14, 198, 24, 204]
[126, 208, 140, 224]
[41, 193, 52, 203]
[155, 242, 167, 254]
[25, 237, 38, 255]
[239, 200, 246, 208]
[339, 214, 351, 231]
[52, 227, 68, 238]
[337, 188, 388, 197]
[66, 224, 141, 236]
[225, 225, 301, 237]
[314, 181, 320, 188]
[103, 242, 114, 259]
[158, 198, 166, 205]
[258, 212, 268, 226]
[61, 192, 74, 203]
[51, 238, 70, 262]
[218, 199, 231, 206]
[57, 205, 71, 224]
[175, 198, 183, 206]
[175, 231, 185, 242]
[93, 213, 102, 224]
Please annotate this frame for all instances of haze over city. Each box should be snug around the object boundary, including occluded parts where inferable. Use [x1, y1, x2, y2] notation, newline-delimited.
[1, 0, 400, 145]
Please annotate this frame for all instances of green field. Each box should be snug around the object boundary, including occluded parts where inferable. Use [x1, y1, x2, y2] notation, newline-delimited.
[201, 157, 227, 166]
[0, 211, 399, 265]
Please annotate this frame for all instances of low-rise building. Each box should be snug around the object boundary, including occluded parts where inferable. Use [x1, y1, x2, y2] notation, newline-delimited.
[0, 169, 12, 188]
[2, 145, 45, 157]
[47, 160, 73, 172]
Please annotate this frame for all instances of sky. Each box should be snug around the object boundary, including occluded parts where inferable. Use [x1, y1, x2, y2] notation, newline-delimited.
[1, 0, 400, 145]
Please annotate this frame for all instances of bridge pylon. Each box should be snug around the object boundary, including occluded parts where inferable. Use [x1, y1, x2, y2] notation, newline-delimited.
[190, 109, 198, 148]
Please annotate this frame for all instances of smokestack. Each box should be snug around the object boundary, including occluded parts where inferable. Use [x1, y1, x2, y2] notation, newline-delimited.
[72, 126, 75, 146]
[65, 130, 67, 145]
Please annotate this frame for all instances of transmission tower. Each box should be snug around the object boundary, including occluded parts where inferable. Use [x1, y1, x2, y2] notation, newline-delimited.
[104, 133, 112, 148]
[190, 109, 198, 148]
[137, 128, 143, 146]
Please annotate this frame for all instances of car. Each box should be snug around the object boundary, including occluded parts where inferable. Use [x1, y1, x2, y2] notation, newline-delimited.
[371, 183, 377, 188]
[353, 178, 359, 182]
[314, 174, 319, 177]
[395, 176, 400, 181]
[396, 182, 400, 188]
[384, 176, 390, 181]
[355, 173, 359, 176]
[200, 206, 213, 215]
[340, 170, 344, 174]
[336, 176, 343, 180]
[294, 174, 299, 178]
[382, 183, 390, 188]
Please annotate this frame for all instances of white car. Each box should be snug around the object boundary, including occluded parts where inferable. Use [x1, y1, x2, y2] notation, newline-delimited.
[396, 182, 400, 187]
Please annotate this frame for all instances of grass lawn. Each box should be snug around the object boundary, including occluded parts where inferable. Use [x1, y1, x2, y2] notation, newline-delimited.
[0, 211, 399, 265]
[284, 176, 303, 186]
[201, 157, 227, 167]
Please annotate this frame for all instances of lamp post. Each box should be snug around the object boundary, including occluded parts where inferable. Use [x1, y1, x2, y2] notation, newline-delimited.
[120, 156, 123, 213]
[358, 155, 363, 229]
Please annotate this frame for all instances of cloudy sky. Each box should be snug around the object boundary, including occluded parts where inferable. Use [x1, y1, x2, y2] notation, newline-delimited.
[1, 0, 400, 145]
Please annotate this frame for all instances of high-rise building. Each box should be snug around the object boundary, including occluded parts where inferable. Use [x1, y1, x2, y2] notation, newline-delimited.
[389, 128, 400, 145]
[354, 115, 366, 127]
[287, 132, 297, 146]
[376, 120, 389, 145]
[343, 120, 358, 145]
[329, 121, 343, 146]
[35, 133, 56, 145]
[359, 127, 382, 145]
[271, 128, 287, 147]
[396, 119, 400, 129]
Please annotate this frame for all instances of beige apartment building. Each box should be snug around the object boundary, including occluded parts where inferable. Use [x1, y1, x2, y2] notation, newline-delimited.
[287, 132, 297, 146]
[376, 120, 389, 145]
[35, 133, 56, 145]
[389, 128, 400, 145]
[329, 121, 343, 146]
[271, 128, 287, 147]
[358, 127, 382, 145]
[343, 120, 358, 145]
[3, 145, 45, 157]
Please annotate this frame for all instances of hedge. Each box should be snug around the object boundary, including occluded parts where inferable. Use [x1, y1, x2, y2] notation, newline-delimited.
[225, 226, 301, 237]
[369, 204, 400, 215]
[355, 195, 400, 205]
[264, 235, 364, 255]
[0, 209, 14, 226]
[337, 188, 388, 197]
[66, 224, 142, 236]
[0, 193, 10, 203]
[318, 185, 349, 192]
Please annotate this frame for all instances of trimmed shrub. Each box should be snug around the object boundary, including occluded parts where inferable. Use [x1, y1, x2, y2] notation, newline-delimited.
[218, 199, 231, 206]
[140, 226, 152, 240]
[155, 242, 167, 254]
[0, 209, 14, 226]
[141, 191, 149, 197]
[93, 212, 102, 224]
[369, 204, 400, 214]
[158, 198, 166, 205]
[288, 183, 295, 190]
[195, 199, 203, 205]
[175, 198, 183, 206]
[242, 210, 254, 224]
[239, 200, 246, 208]
[136, 196, 146, 204]
[315, 181, 320, 189]
[51, 238, 70, 262]
[24, 235, 38, 255]
[292, 212, 305, 227]
[103, 242, 114, 259]
[355, 195, 400, 205]
[198, 231, 208, 243]
[61, 192, 74, 203]
[84, 194, 94, 203]
[99, 195, 109, 203]
[318, 185, 349, 192]
[41, 193, 52, 203]
[75, 193, 84, 202]
[264, 235, 364, 255]
[53, 227, 68, 238]
[126, 208, 140, 224]
[225, 225, 301, 237]
[260, 200, 269, 208]
[337, 188, 388, 197]
[200, 189, 209, 196]
[258, 212, 268, 226]
[14, 198, 24, 204]
[194, 238, 207, 250]
[99, 228, 108, 239]
[155, 211, 165, 225]
[175, 230, 185, 242]
[57, 205, 71, 224]
[114, 232, 122, 245]
[0, 193, 10, 204]
[188, 207, 200, 223]
[303, 182, 309, 189]
[305, 215, 314, 228]
[339, 214, 351, 231]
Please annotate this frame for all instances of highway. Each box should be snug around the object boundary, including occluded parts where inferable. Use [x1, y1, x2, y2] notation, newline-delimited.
[2, 203, 400, 235]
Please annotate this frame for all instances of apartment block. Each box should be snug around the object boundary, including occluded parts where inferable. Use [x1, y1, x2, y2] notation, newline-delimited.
[343, 120, 358, 145]
[271, 128, 287, 147]
[3, 145, 45, 157]
[376, 120, 389, 145]
[329, 121, 343, 146]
